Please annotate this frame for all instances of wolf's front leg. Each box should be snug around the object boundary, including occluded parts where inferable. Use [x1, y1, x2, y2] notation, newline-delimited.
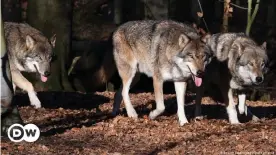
[238, 93, 246, 115]
[238, 93, 259, 121]
[149, 77, 165, 120]
[226, 88, 240, 124]
[11, 70, 41, 108]
[195, 85, 204, 120]
[174, 81, 188, 126]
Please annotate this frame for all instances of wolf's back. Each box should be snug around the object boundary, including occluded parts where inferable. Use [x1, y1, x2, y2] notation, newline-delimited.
[4, 22, 46, 42]
[113, 20, 199, 55]
[207, 33, 256, 62]
[114, 20, 198, 40]
[113, 20, 157, 50]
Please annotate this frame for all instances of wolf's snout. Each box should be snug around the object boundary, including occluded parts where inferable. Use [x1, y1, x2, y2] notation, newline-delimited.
[44, 71, 51, 77]
[256, 76, 263, 83]
[196, 70, 204, 78]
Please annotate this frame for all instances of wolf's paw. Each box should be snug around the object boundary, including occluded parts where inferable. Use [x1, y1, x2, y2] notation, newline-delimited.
[252, 115, 260, 122]
[149, 112, 157, 120]
[227, 106, 240, 124]
[149, 109, 164, 120]
[28, 92, 41, 108]
[229, 119, 241, 124]
[195, 116, 204, 121]
[126, 108, 138, 119]
[179, 119, 189, 126]
[228, 114, 241, 124]
[30, 98, 41, 109]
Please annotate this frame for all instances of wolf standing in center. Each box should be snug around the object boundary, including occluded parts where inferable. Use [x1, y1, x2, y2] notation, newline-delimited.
[112, 20, 211, 126]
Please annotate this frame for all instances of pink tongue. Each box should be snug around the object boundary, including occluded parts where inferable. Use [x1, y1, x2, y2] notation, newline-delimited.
[194, 76, 202, 87]
[41, 75, 48, 82]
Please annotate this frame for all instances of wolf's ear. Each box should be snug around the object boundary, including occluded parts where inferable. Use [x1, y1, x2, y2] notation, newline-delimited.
[50, 34, 56, 48]
[233, 43, 246, 65]
[179, 34, 189, 48]
[201, 33, 211, 43]
[26, 35, 35, 49]
[261, 42, 266, 50]
[233, 42, 244, 56]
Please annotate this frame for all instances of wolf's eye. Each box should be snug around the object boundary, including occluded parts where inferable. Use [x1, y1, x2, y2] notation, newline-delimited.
[249, 62, 254, 66]
[261, 61, 265, 68]
[187, 53, 193, 58]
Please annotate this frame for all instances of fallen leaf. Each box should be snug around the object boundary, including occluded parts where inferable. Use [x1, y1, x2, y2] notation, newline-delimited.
[17, 145, 24, 151]
[197, 12, 203, 18]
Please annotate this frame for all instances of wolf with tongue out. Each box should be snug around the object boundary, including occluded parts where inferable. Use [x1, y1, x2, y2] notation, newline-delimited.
[4, 22, 56, 108]
[112, 20, 212, 126]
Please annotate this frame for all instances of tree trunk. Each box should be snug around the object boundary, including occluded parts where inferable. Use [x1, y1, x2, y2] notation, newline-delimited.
[222, 0, 230, 32]
[27, 0, 73, 91]
[1, 0, 22, 22]
[144, 0, 169, 20]
[267, 0, 276, 27]
[113, 0, 123, 25]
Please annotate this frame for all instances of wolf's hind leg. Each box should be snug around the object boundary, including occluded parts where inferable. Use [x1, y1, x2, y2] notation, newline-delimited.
[117, 62, 138, 118]
[11, 70, 41, 108]
[112, 74, 140, 116]
[149, 76, 165, 120]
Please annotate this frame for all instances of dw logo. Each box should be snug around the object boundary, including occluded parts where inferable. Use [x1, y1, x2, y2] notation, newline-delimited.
[7, 124, 40, 142]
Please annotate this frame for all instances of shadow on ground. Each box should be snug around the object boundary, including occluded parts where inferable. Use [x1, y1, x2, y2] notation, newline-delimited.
[12, 92, 114, 136]
[13, 91, 110, 110]
[120, 95, 276, 123]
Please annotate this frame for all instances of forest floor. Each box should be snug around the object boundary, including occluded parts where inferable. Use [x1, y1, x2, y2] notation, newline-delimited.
[1, 91, 276, 155]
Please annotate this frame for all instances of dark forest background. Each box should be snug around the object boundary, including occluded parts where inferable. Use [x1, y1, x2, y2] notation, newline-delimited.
[2, 0, 276, 101]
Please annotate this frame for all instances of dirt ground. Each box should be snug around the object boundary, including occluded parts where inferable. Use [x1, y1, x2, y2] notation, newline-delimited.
[1, 91, 276, 155]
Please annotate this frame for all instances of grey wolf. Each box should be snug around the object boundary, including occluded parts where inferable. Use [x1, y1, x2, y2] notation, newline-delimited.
[4, 22, 56, 108]
[195, 33, 268, 124]
[112, 20, 211, 126]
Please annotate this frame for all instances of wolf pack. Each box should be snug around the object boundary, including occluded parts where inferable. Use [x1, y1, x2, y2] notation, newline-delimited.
[3, 19, 271, 126]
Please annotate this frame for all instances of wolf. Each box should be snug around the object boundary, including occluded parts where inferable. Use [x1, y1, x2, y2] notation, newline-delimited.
[112, 20, 211, 126]
[195, 33, 268, 124]
[4, 22, 56, 108]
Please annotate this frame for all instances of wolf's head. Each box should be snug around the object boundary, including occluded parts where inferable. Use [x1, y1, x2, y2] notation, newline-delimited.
[23, 34, 56, 82]
[232, 41, 268, 85]
[173, 33, 212, 87]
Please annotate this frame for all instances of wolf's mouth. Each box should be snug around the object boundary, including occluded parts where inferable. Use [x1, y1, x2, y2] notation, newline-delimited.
[34, 64, 48, 83]
[187, 65, 202, 87]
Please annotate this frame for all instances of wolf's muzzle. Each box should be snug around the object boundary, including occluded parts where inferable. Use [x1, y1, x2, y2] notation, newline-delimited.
[44, 71, 50, 77]
[196, 70, 204, 78]
[255, 76, 263, 83]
